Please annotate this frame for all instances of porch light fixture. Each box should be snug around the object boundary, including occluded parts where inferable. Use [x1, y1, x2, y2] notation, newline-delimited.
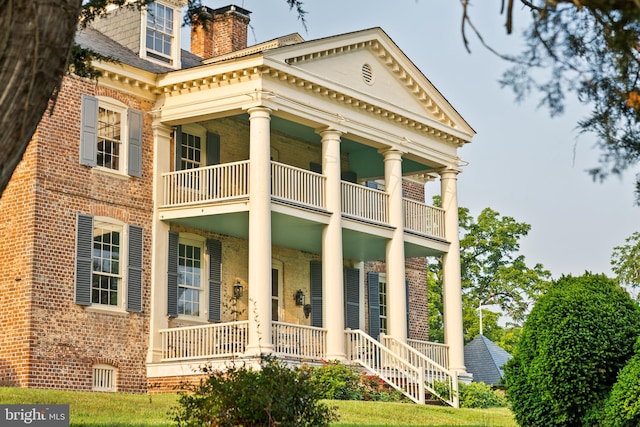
[303, 304, 312, 319]
[294, 289, 305, 306]
[233, 280, 244, 299]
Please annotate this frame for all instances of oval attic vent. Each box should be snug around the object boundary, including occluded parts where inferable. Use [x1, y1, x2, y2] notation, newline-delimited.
[361, 63, 374, 85]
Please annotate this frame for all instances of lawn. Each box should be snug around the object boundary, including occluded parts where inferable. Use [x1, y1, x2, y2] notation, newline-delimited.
[0, 387, 516, 427]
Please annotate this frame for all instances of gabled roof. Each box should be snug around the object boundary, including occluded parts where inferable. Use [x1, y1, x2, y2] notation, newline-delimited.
[464, 335, 512, 386]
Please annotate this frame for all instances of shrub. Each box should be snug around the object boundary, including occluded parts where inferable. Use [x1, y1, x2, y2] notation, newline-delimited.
[603, 337, 640, 427]
[307, 361, 364, 400]
[504, 273, 640, 427]
[172, 356, 339, 427]
[458, 382, 508, 409]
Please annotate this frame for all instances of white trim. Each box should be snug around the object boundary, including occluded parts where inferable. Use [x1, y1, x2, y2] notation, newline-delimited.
[95, 97, 128, 176]
[91, 216, 128, 311]
[140, 1, 181, 69]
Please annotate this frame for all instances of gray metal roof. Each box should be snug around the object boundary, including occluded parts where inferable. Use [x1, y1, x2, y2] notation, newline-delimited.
[75, 27, 203, 74]
[463, 335, 512, 386]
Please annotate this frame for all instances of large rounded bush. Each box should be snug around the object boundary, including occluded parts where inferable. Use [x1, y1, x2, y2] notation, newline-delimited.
[504, 273, 640, 427]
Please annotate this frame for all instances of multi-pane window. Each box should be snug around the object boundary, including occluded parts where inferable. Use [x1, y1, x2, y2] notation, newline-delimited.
[146, 2, 174, 63]
[97, 106, 122, 170]
[180, 131, 203, 170]
[92, 221, 122, 306]
[379, 277, 388, 335]
[178, 241, 203, 316]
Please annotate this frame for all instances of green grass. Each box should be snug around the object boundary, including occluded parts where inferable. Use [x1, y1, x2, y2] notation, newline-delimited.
[0, 387, 516, 427]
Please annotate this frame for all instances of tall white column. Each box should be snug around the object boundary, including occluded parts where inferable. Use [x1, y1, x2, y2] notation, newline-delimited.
[440, 167, 466, 374]
[319, 128, 346, 360]
[246, 107, 273, 355]
[382, 149, 407, 343]
[147, 122, 173, 363]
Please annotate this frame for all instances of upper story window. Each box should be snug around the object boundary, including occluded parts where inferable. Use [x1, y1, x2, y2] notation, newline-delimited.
[97, 104, 124, 171]
[178, 237, 204, 317]
[80, 95, 143, 178]
[174, 124, 220, 171]
[180, 131, 203, 170]
[144, 2, 178, 66]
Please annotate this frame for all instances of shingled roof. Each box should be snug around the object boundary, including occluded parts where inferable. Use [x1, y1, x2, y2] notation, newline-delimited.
[463, 335, 512, 386]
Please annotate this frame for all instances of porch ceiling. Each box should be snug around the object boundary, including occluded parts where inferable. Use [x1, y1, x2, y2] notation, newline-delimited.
[236, 114, 434, 180]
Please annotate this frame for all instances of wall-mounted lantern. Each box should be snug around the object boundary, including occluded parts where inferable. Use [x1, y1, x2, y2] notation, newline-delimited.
[293, 289, 305, 306]
[233, 280, 244, 299]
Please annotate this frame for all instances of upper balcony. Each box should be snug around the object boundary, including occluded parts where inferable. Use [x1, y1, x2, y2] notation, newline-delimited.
[160, 160, 447, 257]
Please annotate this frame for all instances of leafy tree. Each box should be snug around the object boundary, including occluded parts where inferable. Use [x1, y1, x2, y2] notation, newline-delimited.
[428, 200, 550, 342]
[612, 231, 640, 288]
[0, 0, 305, 199]
[463, 1, 640, 203]
[504, 273, 640, 427]
[603, 338, 640, 427]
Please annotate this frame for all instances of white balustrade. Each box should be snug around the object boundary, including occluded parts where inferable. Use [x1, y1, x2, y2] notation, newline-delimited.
[162, 161, 249, 207]
[272, 321, 327, 359]
[160, 321, 248, 361]
[407, 338, 450, 369]
[403, 198, 445, 238]
[345, 330, 425, 404]
[341, 182, 389, 224]
[383, 335, 458, 407]
[271, 162, 326, 210]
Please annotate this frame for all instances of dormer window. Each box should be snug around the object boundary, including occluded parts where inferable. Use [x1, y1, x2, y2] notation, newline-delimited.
[141, 1, 181, 68]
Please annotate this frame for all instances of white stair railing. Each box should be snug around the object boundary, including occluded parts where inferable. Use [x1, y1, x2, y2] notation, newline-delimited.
[345, 330, 425, 404]
[407, 338, 449, 369]
[272, 322, 327, 359]
[382, 335, 458, 407]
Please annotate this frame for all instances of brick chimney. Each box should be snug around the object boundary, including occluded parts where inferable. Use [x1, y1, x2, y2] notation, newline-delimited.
[191, 5, 251, 59]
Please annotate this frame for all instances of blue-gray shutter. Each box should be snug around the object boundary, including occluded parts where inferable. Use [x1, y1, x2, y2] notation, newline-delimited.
[80, 95, 98, 167]
[174, 126, 182, 171]
[344, 267, 360, 330]
[128, 109, 143, 178]
[368, 272, 380, 340]
[207, 239, 222, 322]
[206, 132, 220, 166]
[75, 213, 94, 306]
[126, 225, 143, 312]
[310, 260, 323, 327]
[167, 231, 179, 317]
[405, 279, 410, 339]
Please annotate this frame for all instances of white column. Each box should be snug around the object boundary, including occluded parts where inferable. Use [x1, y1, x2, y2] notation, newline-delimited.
[382, 149, 407, 343]
[147, 122, 172, 363]
[246, 107, 273, 355]
[319, 128, 346, 360]
[440, 167, 466, 374]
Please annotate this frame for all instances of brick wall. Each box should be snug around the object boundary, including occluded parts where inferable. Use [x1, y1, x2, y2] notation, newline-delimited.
[0, 75, 155, 393]
[191, 6, 250, 59]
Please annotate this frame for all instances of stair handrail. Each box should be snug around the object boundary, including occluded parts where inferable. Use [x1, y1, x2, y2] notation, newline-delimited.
[381, 334, 459, 408]
[345, 329, 425, 404]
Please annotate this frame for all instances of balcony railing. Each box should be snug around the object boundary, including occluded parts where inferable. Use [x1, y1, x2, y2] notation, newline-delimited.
[272, 322, 327, 359]
[162, 161, 249, 207]
[160, 321, 248, 361]
[341, 181, 389, 224]
[271, 162, 326, 210]
[403, 199, 445, 239]
[161, 161, 444, 240]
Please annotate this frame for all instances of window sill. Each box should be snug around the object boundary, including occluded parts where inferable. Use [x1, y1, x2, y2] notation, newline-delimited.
[173, 316, 209, 326]
[86, 305, 129, 316]
[91, 167, 130, 180]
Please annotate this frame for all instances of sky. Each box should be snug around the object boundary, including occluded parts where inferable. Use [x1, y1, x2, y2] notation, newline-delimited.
[184, 1, 639, 279]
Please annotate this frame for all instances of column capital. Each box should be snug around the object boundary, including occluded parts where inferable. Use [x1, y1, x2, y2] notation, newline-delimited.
[247, 106, 273, 118]
[315, 127, 343, 139]
[439, 166, 462, 178]
[378, 147, 406, 159]
[151, 121, 173, 134]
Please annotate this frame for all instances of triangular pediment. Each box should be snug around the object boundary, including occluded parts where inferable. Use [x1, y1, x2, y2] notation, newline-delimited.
[263, 28, 474, 139]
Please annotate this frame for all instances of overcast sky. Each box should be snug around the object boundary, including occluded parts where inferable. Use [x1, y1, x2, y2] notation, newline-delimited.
[185, 1, 639, 278]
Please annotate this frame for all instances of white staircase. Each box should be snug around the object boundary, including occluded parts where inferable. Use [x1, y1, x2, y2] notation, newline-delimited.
[345, 330, 459, 407]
